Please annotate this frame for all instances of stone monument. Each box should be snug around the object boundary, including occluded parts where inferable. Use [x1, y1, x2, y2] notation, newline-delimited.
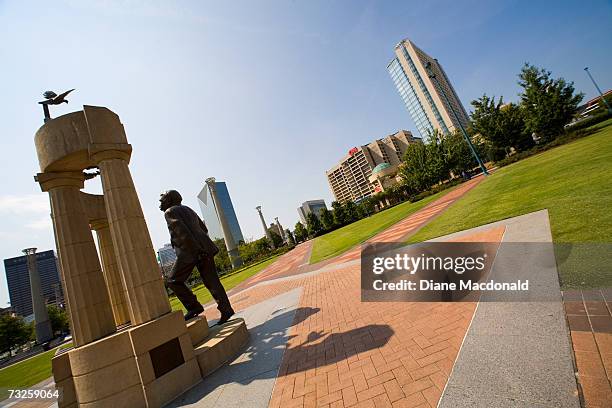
[23, 248, 53, 343]
[34, 105, 248, 408]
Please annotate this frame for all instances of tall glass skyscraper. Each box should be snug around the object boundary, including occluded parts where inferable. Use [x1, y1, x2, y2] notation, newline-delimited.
[388, 39, 470, 139]
[3, 249, 63, 317]
[197, 181, 244, 244]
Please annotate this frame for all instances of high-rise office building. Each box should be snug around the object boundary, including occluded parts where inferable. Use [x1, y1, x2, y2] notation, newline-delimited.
[157, 243, 177, 273]
[388, 39, 470, 139]
[326, 130, 419, 202]
[197, 181, 244, 244]
[298, 200, 327, 224]
[3, 250, 63, 317]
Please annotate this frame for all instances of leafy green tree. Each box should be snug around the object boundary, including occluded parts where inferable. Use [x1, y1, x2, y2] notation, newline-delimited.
[331, 201, 348, 226]
[470, 95, 533, 158]
[306, 212, 323, 237]
[268, 229, 284, 248]
[213, 238, 232, 272]
[359, 197, 376, 217]
[400, 139, 441, 192]
[285, 229, 296, 247]
[319, 208, 335, 231]
[294, 222, 307, 242]
[237, 237, 274, 265]
[0, 314, 32, 354]
[444, 130, 479, 175]
[47, 305, 70, 335]
[518, 63, 583, 142]
[344, 200, 360, 223]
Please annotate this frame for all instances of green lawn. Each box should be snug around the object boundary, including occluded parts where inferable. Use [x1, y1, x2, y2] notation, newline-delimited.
[0, 342, 72, 400]
[170, 255, 281, 312]
[309, 188, 455, 264]
[408, 120, 612, 288]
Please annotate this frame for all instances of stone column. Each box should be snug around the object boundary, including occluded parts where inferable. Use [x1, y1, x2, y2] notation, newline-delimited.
[206, 178, 243, 269]
[91, 220, 130, 326]
[256, 206, 276, 249]
[23, 248, 53, 343]
[274, 217, 286, 242]
[36, 172, 116, 347]
[92, 149, 170, 325]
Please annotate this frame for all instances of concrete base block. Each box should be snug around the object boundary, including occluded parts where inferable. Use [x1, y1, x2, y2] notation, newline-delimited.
[194, 318, 249, 377]
[187, 316, 209, 345]
[51, 311, 203, 408]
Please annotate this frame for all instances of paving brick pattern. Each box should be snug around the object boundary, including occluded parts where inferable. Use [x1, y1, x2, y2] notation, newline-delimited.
[201, 175, 497, 407]
[564, 289, 612, 408]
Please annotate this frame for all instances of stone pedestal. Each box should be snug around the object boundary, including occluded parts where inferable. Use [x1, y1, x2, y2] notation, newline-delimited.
[54, 312, 200, 408]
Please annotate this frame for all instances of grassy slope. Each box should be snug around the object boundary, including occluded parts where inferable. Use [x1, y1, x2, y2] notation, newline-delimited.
[309, 188, 453, 264]
[0, 342, 72, 400]
[170, 255, 281, 312]
[408, 120, 612, 288]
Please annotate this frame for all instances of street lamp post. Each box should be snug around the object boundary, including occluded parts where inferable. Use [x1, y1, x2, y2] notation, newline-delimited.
[425, 61, 489, 176]
[584, 67, 612, 114]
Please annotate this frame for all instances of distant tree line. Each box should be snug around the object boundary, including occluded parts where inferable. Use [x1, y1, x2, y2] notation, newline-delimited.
[290, 63, 590, 244]
[0, 305, 70, 356]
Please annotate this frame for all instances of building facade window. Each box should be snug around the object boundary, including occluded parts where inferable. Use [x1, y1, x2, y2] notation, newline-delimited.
[388, 58, 433, 138]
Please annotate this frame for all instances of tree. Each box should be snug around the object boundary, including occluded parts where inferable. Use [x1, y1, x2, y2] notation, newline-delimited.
[213, 238, 232, 272]
[444, 130, 479, 175]
[48, 305, 70, 335]
[294, 222, 307, 242]
[319, 208, 335, 231]
[344, 200, 360, 223]
[237, 237, 274, 265]
[285, 229, 296, 247]
[269, 229, 283, 248]
[518, 63, 583, 142]
[306, 212, 323, 237]
[331, 201, 348, 226]
[400, 137, 446, 192]
[470, 95, 533, 158]
[0, 314, 32, 354]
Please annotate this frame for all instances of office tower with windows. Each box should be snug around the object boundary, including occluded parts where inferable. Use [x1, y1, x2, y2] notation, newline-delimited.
[326, 130, 419, 202]
[388, 39, 470, 139]
[297, 200, 327, 224]
[3, 249, 63, 317]
[197, 180, 244, 245]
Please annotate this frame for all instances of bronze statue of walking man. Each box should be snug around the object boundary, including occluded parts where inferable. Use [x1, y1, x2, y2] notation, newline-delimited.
[160, 190, 235, 323]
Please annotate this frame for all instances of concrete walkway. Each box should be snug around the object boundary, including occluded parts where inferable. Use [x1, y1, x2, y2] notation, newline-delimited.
[436, 210, 580, 407]
[167, 288, 304, 408]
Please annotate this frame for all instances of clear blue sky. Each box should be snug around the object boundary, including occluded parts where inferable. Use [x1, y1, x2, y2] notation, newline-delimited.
[0, 0, 610, 307]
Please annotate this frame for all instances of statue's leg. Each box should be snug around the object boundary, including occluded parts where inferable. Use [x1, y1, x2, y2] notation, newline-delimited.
[167, 260, 202, 312]
[197, 255, 234, 316]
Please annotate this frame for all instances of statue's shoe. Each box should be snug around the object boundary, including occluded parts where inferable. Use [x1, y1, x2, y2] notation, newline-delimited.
[184, 305, 205, 321]
[216, 309, 235, 326]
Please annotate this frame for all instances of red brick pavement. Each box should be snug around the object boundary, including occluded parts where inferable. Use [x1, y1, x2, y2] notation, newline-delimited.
[564, 289, 612, 407]
[203, 226, 504, 408]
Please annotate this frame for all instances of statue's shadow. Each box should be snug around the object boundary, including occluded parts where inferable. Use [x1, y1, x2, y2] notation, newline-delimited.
[167, 306, 393, 407]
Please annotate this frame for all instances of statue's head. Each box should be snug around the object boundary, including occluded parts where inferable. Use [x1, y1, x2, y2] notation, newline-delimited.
[159, 190, 182, 211]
